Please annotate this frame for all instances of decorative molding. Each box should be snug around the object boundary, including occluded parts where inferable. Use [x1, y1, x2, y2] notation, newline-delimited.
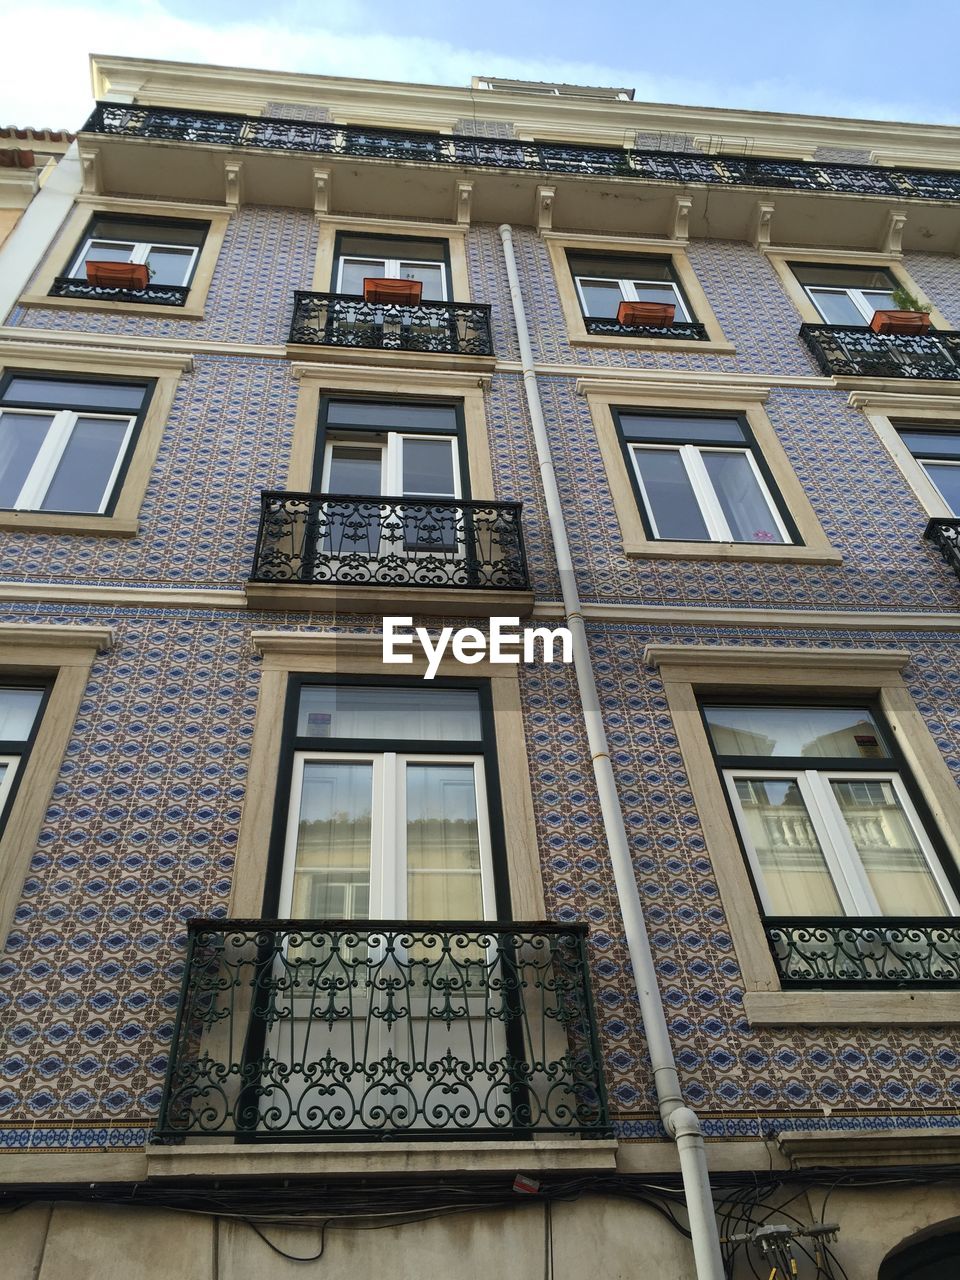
[289, 361, 492, 392]
[0, 623, 114, 653]
[0, 326, 285, 361]
[533, 601, 960, 632]
[455, 179, 473, 226]
[74, 193, 230, 216]
[223, 159, 244, 208]
[750, 200, 775, 248]
[744, 989, 960, 1028]
[79, 146, 101, 194]
[778, 1127, 960, 1168]
[645, 643, 911, 677]
[882, 209, 907, 255]
[0, 584, 247, 609]
[535, 184, 556, 232]
[0, 336, 193, 373]
[576, 374, 772, 405]
[670, 195, 692, 242]
[848, 389, 960, 416]
[312, 166, 331, 216]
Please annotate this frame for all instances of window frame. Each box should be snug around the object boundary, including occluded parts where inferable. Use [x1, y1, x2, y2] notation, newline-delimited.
[0, 679, 52, 837]
[789, 262, 900, 326]
[569, 251, 694, 324]
[65, 211, 208, 290]
[331, 230, 454, 301]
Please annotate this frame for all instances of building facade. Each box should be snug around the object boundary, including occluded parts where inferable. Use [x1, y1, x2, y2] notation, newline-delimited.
[1, 54, 960, 1279]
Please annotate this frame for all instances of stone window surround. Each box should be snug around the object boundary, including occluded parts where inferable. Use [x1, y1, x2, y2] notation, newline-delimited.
[311, 214, 471, 299]
[230, 631, 545, 921]
[544, 230, 735, 354]
[577, 376, 842, 564]
[0, 624, 114, 951]
[19, 195, 231, 320]
[645, 643, 960, 1025]
[0, 340, 190, 537]
[849, 389, 960, 520]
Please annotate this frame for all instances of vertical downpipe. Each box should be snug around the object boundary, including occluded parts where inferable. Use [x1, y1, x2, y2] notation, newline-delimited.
[498, 223, 725, 1280]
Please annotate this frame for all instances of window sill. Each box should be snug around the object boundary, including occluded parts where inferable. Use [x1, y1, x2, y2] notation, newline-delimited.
[622, 540, 843, 564]
[0, 511, 139, 537]
[743, 988, 960, 1025]
[245, 581, 535, 618]
[571, 335, 736, 355]
[284, 342, 497, 374]
[19, 292, 204, 320]
[145, 1137, 619, 1180]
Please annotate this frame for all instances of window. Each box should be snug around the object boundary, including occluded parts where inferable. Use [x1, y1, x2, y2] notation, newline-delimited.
[265, 679, 509, 922]
[0, 373, 152, 514]
[897, 423, 960, 514]
[790, 262, 899, 326]
[703, 702, 959, 919]
[65, 213, 208, 289]
[567, 251, 692, 323]
[333, 232, 451, 301]
[614, 409, 796, 545]
[0, 684, 47, 832]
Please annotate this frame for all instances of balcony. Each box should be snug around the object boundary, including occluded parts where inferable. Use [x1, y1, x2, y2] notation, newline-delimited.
[765, 918, 960, 987]
[48, 276, 190, 307]
[156, 919, 611, 1142]
[79, 102, 960, 249]
[583, 317, 708, 341]
[246, 492, 534, 616]
[925, 518, 960, 582]
[800, 323, 960, 381]
[288, 291, 494, 367]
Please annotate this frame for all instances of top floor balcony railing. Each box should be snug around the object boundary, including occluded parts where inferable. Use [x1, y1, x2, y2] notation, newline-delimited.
[800, 324, 960, 380]
[82, 102, 960, 204]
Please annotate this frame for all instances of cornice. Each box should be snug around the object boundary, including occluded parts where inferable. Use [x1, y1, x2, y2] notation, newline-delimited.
[0, 327, 283, 362]
[532, 602, 960, 632]
[0, 622, 114, 651]
[644, 643, 911, 674]
[0, 334, 193, 372]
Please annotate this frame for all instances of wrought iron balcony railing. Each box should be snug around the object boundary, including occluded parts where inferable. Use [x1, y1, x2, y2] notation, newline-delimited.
[289, 291, 493, 357]
[583, 317, 708, 340]
[799, 323, 960, 380]
[251, 491, 530, 591]
[925, 518, 960, 582]
[156, 919, 611, 1141]
[765, 917, 960, 987]
[48, 276, 190, 307]
[82, 102, 960, 204]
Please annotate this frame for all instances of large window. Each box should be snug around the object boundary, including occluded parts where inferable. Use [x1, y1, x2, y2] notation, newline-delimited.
[0, 373, 152, 514]
[703, 702, 959, 918]
[567, 251, 693, 322]
[789, 262, 900, 326]
[333, 232, 451, 301]
[897, 423, 960, 514]
[613, 409, 795, 544]
[65, 213, 208, 289]
[266, 679, 508, 921]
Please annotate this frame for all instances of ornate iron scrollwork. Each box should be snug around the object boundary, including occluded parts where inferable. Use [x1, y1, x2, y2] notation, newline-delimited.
[800, 324, 960, 380]
[49, 276, 190, 307]
[288, 291, 493, 357]
[765, 917, 960, 986]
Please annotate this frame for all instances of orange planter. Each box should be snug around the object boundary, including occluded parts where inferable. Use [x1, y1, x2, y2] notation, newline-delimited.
[617, 300, 676, 327]
[363, 277, 423, 305]
[869, 309, 930, 336]
[85, 260, 150, 289]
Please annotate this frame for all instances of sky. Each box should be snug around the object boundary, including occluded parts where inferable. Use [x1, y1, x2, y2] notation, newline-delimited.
[1, 0, 959, 133]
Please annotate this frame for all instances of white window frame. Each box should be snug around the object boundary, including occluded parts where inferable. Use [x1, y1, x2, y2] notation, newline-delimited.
[336, 253, 448, 301]
[68, 237, 200, 287]
[804, 283, 898, 326]
[573, 272, 691, 322]
[279, 750, 496, 920]
[724, 766, 960, 917]
[916, 456, 960, 514]
[0, 406, 137, 514]
[628, 442, 791, 543]
[321, 432, 461, 499]
[0, 754, 22, 819]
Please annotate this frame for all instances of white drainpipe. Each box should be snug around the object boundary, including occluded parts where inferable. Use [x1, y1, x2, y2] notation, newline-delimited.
[498, 223, 725, 1280]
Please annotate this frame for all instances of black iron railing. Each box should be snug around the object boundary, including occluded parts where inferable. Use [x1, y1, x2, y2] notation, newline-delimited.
[925, 518, 960, 581]
[251, 492, 530, 591]
[289, 291, 493, 357]
[583, 317, 708, 340]
[799, 323, 960, 380]
[48, 276, 190, 307]
[156, 919, 611, 1141]
[765, 917, 960, 987]
[82, 102, 960, 203]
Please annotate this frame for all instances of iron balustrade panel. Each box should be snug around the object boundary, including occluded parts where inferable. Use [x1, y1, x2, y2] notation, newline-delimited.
[800, 324, 960, 380]
[48, 276, 190, 307]
[582, 317, 708, 340]
[925, 518, 960, 583]
[82, 102, 960, 203]
[765, 917, 960, 987]
[156, 919, 611, 1141]
[251, 491, 530, 591]
[289, 291, 494, 357]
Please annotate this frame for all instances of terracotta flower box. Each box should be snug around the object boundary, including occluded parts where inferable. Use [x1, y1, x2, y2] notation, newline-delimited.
[869, 309, 930, 336]
[362, 277, 423, 305]
[616, 300, 676, 327]
[85, 260, 150, 290]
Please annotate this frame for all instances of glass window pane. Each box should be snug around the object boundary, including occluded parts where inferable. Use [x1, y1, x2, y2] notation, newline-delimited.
[704, 706, 890, 759]
[0, 688, 44, 740]
[830, 779, 948, 916]
[701, 450, 785, 543]
[619, 414, 745, 445]
[807, 288, 867, 326]
[327, 445, 382, 494]
[862, 289, 898, 313]
[3, 378, 146, 412]
[792, 264, 898, 291]
[75, 240, 135, 274]
[401, 439, 455, 496]
[406, 762, 484, 919]
[40, 416, 129, 513]
[0, 412, 51, 506]
[900, 429, 960, 458]
[144, 246, 193, 286]
[631, 281, 687, 319]
[577, 278, 623, 317]
[339, 235, 445, 263]
[922, 461, 960, 515]
[568, 253, 673, 282]
[290, 761, 372, 919]
[631, 447, 709, 540]
[297, 686, 482, 741]
[325, 401, 458, 431]
[85, 217, 205, 248]
[399, 262, 444, 300]
[339, 258, 383, 294]
[735, 777, 843, 914]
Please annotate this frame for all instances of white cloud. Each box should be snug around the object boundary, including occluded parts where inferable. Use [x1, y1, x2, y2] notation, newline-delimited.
[0, 0, 955, 130]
